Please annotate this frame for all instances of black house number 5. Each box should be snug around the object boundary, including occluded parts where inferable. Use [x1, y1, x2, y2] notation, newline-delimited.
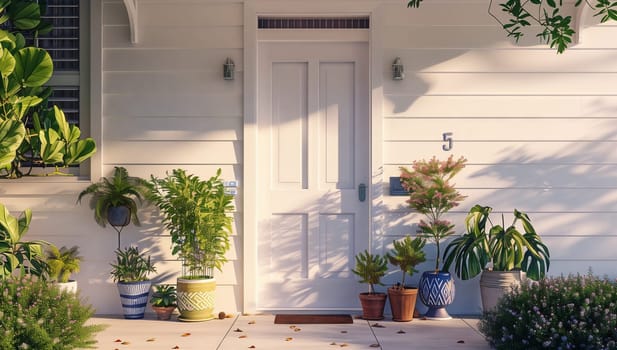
[442, 132, 453, 151]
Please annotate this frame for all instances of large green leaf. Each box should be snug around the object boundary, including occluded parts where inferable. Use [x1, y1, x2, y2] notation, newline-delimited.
[65, 138, 96, 165]
[38, 128, 65, 164]
[13, 95, 42, 119]
[14, 47, 53, 87]
[0, 46, 14, 77]
[0, 119, 25, 170]
[53, 105, 71, 140]
[7, 1, 40, 30]
[0, 203, 19, 243]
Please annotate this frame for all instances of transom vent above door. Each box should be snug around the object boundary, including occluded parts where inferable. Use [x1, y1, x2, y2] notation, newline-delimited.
[258, 16, 369, 29]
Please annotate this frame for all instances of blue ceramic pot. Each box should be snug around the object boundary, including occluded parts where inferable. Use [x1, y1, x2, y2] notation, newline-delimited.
[418, 271, 455, 319]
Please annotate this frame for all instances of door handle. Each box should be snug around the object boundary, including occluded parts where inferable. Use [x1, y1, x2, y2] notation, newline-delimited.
[358, 183, 367, 202]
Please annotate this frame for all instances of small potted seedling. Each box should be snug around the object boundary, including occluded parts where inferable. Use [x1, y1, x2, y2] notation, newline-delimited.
[150, 284, 177, 320]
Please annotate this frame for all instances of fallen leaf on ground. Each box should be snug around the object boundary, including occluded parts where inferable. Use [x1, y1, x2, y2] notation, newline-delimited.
[340, 330, 348, 334]
[285, 337, 293, 341]
[114, 339, 122, 343]
[146, 338, 155, 342]
[397, 330, 406, 334]
[340, 344, 349, 347]
[369, 344, 380, 348]
[172, 346, 180, 349]
[249, 346, 256, 349]
[239, 335, 247, 339]
[181, 332, 191, 337]
[121, 341, 130, 345]
[234, 328, 244, 332]
[248, 320, 256, 324]
[371, 323, 385, 328]
[330, 342, 337, 346]
[457, 340, 465, 344]
[288, 325, 296, 329]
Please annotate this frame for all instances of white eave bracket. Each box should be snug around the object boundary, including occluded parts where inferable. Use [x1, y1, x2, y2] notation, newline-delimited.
[123, 0, 138, 44]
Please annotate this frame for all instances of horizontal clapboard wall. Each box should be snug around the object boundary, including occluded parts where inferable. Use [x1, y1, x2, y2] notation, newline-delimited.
[379, 1, 617, 314]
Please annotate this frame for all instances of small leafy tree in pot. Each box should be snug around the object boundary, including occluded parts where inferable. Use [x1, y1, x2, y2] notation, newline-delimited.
[399, 155, 466, 272]
[385, 236, 426, 322]
[352, 250, 388, 320]
[148, 168, 234, 321]
[148, 168, 234, 279]
[386, 236, 427, 289]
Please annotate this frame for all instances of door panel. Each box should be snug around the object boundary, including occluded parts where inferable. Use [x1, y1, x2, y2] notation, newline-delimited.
[257, 42, 369, 310]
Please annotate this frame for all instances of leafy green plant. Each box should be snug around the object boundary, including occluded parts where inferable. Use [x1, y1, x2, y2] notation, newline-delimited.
[408, 0, 617, 53]
[46, 245, 82, 283]
[110, 246, 156, 283]
[386, 236, 427, 289]
[400, 155, 466, 272]
[150, 284, 177, 307]
[480, 273, 617, 349]
[0, 275, 104, 349]
[77, 166, 150, 228]
[352, 250, 388, 294]
[148, 168, 234, 279]
[443, 204, 550, 281]
[0, 0, 96, 178]
[0, 202, 48, 279]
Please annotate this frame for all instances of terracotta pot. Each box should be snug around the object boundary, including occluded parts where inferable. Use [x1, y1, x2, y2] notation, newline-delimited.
[152, 305, 176, 320]
[358, 292, 387, 320]
[480, 270, 525, 312]
[388, 286, 418, 322]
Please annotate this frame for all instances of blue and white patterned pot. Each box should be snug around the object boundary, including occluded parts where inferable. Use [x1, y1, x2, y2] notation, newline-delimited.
[418, 271, 455, 319]
[117, 280, 152, 319]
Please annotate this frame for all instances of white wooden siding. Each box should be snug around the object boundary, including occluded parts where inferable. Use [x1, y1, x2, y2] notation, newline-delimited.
[2, 0, 616, 317]
[380, 2, 617, 315]
[98, 0, 244, 314]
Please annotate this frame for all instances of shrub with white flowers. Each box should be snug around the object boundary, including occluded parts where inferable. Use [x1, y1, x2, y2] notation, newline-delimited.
[480, 273, 617, 350]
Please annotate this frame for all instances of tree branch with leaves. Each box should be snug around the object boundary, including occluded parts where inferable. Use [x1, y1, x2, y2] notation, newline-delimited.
[408, 0, 617, 53]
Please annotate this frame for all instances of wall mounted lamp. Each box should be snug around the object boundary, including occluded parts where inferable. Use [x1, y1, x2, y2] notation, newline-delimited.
[392, 57, 404, 80]
[223, 58, 235, 80]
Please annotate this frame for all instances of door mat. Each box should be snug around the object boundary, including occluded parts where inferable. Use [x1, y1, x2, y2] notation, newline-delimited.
[274, 314, 353, 324]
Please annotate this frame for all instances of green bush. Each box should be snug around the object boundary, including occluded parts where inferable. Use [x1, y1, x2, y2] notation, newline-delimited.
[0, 276, 104, 349]
[480, 273, 617, 349]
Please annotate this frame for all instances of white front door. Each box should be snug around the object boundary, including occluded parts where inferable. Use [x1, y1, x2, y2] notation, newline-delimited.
[256, 42, 369, 310]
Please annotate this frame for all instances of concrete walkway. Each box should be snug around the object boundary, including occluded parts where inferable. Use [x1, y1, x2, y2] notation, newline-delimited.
[88, 314, 492, 349]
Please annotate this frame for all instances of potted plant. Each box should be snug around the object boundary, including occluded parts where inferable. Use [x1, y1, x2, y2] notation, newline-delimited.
[399, 155, 466, 319]
[442, 204, 550, 311]
[150, 284, 177, 320]
[148, 168, 234, 322]
[77, 166, 149, 249]
[385, 236, 426, 322]
[46, 244, 82, 293]
[110, 246, 157, 319]
[352, 250, 388, 320]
